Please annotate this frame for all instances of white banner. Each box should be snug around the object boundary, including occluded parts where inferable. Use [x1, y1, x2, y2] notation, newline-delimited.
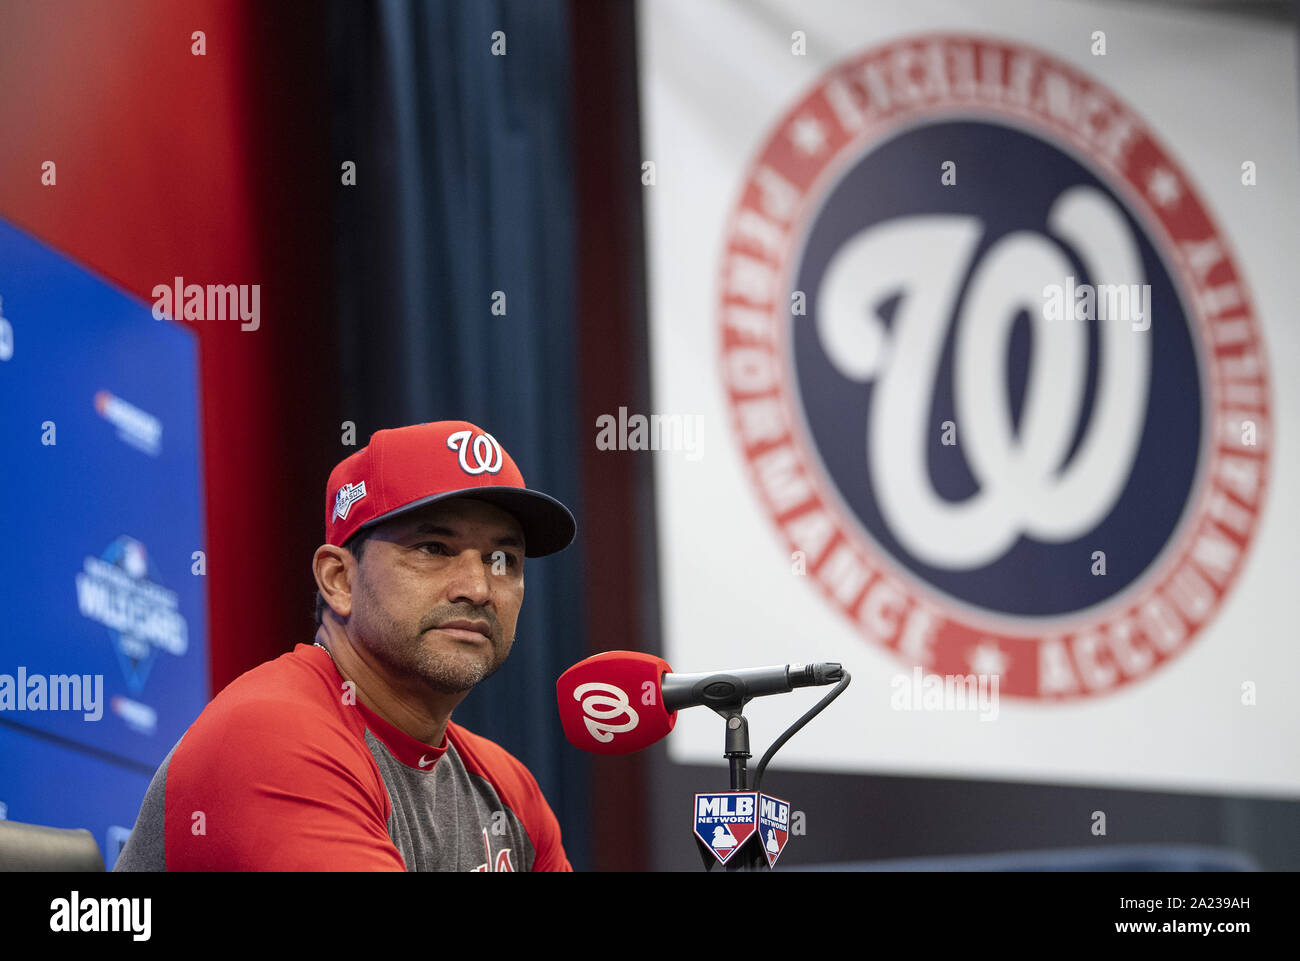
[639, 0, 1300, 796]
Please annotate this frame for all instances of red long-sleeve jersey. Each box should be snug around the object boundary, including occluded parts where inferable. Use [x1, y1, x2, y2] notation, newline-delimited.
[114, 643, 571, 871]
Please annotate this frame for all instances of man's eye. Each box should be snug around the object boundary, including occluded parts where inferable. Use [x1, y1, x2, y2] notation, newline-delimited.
[416, 543, 518, 568]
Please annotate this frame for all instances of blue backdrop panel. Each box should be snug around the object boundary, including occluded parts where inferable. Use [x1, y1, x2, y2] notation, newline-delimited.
[0, 723, 152, 869]
[0, 217, 208, 770]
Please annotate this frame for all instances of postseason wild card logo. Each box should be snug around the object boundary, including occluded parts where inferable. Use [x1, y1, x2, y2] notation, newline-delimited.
[74, 535, 188, 730]
[717, 33, 1270, 702]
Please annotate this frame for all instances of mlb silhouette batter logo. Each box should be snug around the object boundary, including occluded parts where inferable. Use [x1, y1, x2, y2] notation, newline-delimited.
[717, 33, 1271, 701]
[693, 792, 758, 865]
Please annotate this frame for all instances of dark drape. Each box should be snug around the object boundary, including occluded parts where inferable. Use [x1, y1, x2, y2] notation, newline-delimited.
[327, 0, 588, 870]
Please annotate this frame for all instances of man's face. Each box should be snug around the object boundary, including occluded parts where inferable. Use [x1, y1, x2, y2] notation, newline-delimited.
[348, 497, 525, 695]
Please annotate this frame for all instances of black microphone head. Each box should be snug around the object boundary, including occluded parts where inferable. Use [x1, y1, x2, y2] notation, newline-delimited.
[814, 663, 843, 684]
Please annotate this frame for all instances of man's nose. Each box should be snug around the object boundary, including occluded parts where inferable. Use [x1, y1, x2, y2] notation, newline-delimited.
[445, 549, 492, 605]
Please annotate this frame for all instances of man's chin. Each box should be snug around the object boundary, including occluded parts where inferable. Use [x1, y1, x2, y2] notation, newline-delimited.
[417, 654, 501, 695]
[422, 676, 479, 695]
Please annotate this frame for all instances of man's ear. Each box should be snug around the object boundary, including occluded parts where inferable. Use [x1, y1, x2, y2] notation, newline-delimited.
[313, 544, 355, 619]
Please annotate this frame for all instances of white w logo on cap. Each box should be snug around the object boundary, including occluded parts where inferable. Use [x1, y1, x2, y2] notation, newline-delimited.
[446, 429, 504, 475]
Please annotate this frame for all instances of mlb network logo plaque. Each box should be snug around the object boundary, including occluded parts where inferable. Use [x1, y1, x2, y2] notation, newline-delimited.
[693, 792, 758, 865]
[757, 794, 791, 868]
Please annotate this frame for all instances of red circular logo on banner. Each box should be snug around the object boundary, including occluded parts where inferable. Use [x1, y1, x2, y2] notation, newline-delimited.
[717, 34, 1271, 700]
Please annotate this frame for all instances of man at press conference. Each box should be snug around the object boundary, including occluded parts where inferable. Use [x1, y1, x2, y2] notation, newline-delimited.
[115, 420, 576, 871]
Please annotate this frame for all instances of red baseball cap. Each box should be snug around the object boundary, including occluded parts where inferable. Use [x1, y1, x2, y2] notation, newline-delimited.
[324, 421, 576, 557]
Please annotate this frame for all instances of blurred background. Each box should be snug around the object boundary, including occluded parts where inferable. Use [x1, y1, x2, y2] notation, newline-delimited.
[0, 0, 1296, 872]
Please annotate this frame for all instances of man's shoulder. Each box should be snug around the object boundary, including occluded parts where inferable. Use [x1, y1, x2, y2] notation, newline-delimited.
[181, 643, 365, 757]
[133, 644, 402, 871]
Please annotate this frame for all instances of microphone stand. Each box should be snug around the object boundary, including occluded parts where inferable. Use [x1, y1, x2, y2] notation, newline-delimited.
[724, 709, 768, 872]
[697, 702, 768, 872]
[692, 666, 851, 872]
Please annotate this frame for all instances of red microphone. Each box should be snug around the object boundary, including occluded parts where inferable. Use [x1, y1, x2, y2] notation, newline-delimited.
[556, 651, 677, 755]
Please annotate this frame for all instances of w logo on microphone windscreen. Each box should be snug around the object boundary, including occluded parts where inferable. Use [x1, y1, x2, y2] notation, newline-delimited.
[556, 652, 677, 754]
[719, 34, 1271, 702]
